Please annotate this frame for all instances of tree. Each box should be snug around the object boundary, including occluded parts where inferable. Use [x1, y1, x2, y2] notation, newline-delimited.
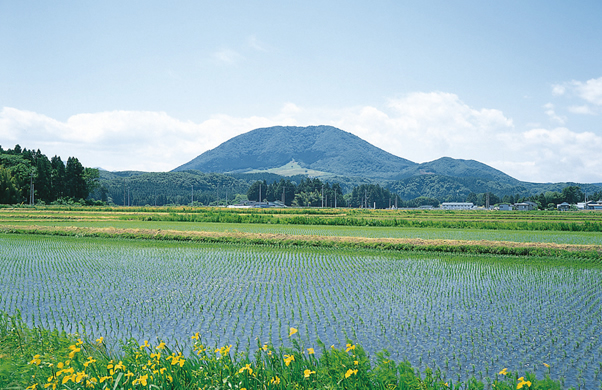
[0, 166, 19, 204]
[247, 180, 267, 202]
[65, 157, 87, 199]
[84, 168, 100, 196]
[561, 186, 583, 204]
[51, 156, 66, 200]
[35, 153, 53, 203]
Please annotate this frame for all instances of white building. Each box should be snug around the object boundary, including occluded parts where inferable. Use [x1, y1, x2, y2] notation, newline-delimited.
[515, 201, 538, 211]
[440, 202, 474, 210]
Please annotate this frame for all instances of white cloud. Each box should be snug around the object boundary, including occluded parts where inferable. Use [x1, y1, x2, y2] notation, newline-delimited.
[543, 103, 566, 125]
[212, 48, 243, 64]
[3, 90, 602, 183]
[247, 35, 267, 52]
[553, 76, 602, 115]
[573, 76, 602, 106]
[552, 84, 566, 96]
[568, 105, 595, 115]
[0, 107, 282, 171]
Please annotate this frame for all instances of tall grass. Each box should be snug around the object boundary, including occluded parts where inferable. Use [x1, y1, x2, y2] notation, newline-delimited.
[1, 313, 567, 389]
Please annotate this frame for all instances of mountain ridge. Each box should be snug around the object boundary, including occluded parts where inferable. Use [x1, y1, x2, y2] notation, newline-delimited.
[174, 125, 520, 184]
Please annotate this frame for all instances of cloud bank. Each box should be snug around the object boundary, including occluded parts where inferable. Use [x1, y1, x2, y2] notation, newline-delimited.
[2, 90, 601, 183]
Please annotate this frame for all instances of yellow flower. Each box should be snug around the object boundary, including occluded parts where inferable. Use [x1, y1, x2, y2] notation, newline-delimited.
[76, 339, 83, 346]
[344, 369, 358, 378]
[67, 345, 81, 359]
[74, 371, 87, 383]
[156, 341, 166, 350]
[115, 361, 125, 371]
[307, 348, 315, 355]
[283, 354, 295, 366]
[62, 374, 75, 385]
[543, 362, 550, 368]
[354, 360, 359, 365]
[191, 332, 200, 340]
[150, 352, 161, 360]
[83, 357, 96, 367]
[304, 369, 315, 378]
[95, 337, 104, 344]
[345, 343, 356, 352]
[239, 364, 253, 375]
[270, 376, 281, 385]
[98, 376, 112, 383]
[26, 384, 38, 390]
[28, 355, 42, 365]
[289, 327, 298, 337]
[262, 344, 268, 351]
[132, 374, 149, 386]
[498, 368, 508, 375]
[517, 378, 532, 389]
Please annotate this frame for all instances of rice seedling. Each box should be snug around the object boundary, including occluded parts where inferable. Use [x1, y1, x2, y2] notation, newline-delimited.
[1, 233, 601, 388]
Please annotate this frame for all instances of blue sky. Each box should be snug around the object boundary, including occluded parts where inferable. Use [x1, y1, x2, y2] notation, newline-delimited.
[1, 1, 602, 183]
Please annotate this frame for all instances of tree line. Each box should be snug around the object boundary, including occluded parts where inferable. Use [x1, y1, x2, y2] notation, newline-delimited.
[247, 179, 441, 209]
[466, 186, 601, 209]
[0, 145, 99, 205]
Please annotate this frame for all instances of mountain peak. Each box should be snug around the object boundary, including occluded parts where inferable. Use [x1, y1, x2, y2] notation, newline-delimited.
[173, 125, 416, 179]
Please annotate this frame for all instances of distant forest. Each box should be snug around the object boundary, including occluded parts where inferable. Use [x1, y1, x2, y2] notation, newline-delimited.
[0, 145, 100, 205]
[2, 144, 602, 209]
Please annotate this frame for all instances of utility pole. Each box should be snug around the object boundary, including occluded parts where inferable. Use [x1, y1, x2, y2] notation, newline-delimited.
[321, 185, 324, 208]
[123, 180, 126, 206]
[259, 183, 262, 202]
[30, 172, 34, 205]
[282, 186, 285, 205]
[365, 189, 368, 209]
[191, 185, 194, 206]
[395, 195, 398, 209]
[486, 192, 490, 209]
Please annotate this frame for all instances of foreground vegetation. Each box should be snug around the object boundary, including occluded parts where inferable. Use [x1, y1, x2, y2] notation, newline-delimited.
[1, 313, 567, 389]
[2, 234, 600, 388]
[1, 207, 601, 388]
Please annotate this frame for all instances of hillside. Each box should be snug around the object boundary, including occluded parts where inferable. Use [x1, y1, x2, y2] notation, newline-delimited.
[173, 125, 417, 179]
[393, 157, 520, 184]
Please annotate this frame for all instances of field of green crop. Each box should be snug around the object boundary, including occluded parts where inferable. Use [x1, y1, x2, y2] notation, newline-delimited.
[6, 219, 602, 246]
[1, 233, 600, 388]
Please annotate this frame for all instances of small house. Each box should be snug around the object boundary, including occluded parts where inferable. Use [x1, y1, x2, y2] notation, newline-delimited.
[585, 201, 602, 210]
[498, 203, 513, 211]
[557, 202, 570, 211]
[515, 201, 537, 211]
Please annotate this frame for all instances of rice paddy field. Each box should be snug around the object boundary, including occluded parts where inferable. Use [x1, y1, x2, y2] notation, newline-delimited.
[1, 206, 602, 389]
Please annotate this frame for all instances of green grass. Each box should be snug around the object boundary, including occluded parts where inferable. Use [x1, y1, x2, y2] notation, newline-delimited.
[4, 219, 602, 246]
[1, 312, 567, 389]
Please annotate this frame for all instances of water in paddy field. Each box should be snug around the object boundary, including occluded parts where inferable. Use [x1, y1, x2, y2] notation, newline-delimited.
[1, 234, 601, 389]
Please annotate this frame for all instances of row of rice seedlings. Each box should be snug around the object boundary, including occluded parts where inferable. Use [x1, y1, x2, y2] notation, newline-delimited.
[0, 234, 600, 388]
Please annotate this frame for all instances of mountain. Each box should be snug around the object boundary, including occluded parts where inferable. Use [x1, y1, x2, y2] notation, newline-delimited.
[173, 125, 417, 179]
[392, 157, 520, 184]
